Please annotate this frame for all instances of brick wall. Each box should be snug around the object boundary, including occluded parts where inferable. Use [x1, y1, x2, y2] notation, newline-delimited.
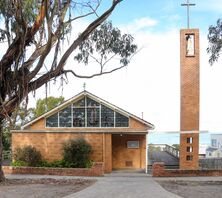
[12, 116, 149, 173]
[3, 162, 104, 176]
[180, 29, 200, 170]
[152, 162, 222, 177]
[12, 132, 104, 162]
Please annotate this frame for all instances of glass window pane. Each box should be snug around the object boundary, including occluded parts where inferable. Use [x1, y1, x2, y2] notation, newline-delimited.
[187, 137, 193, 144]
[87, 108, 99, 127]
[212, 139, 217, 147]
[46, 113, 58, 127]
[73, 108, 85, 127]
[59, 106, 72, 127]
[127, 141, 139, 148]
[87, 97, 99, 107]
[115, 112, 129, 127]
[101, 105, 114, 127]
[73, 98, 85, 108]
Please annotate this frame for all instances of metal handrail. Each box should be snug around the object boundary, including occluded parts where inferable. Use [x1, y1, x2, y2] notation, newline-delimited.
[164, 145, 180, 158]
[148, 144, 180, 158]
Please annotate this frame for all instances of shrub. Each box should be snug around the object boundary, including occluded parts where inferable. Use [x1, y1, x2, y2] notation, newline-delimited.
[37, 160, 67, 168]
[13, 146, 42, 167]
[62, 138, 92, 168]
[11, 160, 28, 167]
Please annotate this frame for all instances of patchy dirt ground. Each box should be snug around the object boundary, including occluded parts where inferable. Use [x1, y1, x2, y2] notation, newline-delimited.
[157, 180, 222, 198]
[0, 178, 96, 198]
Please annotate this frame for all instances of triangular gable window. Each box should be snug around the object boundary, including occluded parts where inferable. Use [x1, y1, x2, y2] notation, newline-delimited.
[101, 105, 114, 127]
[46, 113, 58, 127]
[46, 96, 129, 128]
[59, 106, 72, 127]
[116, 112, 129, 127]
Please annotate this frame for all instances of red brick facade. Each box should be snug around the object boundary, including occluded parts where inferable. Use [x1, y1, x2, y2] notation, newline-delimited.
[180, 29, 200, 170]
[3, 162, 103, 176]
[152, 162, 222, 177]
[11, 92, 153, 173]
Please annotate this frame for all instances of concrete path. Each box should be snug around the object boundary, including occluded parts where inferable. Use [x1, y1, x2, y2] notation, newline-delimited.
[6, 173, 181, 198]
[63, 172, 181, 198]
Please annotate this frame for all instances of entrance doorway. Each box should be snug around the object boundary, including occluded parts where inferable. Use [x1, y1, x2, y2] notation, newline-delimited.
[112, 134, 146, 171]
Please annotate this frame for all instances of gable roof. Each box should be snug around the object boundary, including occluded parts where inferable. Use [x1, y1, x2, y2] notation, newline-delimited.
[206, 147, 218, 152]
[22, 91, 155, 130]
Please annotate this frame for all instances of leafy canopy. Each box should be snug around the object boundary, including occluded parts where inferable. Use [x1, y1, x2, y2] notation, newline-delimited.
[207, 19, 222, 65]
[0, 0, 137, 122]
[35, 96, 64, 117]
[75, 21, 137, 67]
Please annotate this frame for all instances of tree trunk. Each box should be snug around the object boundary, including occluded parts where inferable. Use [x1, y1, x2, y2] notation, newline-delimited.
[0, 119, 5, 182]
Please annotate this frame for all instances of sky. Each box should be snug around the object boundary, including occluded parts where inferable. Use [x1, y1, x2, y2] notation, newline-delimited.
[29, 0, 222, 132]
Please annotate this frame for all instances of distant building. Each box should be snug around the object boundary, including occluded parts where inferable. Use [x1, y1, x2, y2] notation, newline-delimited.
[211, 134, 222, 149]
[199, 144, 208, 158]
[206, 134, 222, 158]
[206, 147, 222, 158]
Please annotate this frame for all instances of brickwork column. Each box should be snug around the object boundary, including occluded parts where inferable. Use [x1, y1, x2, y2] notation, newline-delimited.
[103, 133, 112, 173]
[180, 29, 199, 170]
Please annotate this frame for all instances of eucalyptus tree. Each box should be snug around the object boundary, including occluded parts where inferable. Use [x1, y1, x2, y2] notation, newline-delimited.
[207, 19, 222, 65]
[0, 0, 137, 181]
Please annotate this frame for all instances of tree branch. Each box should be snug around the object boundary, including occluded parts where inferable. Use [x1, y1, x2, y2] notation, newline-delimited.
[0, 0, 123, 119]
[0, 0, 47, 76]
[63, 65, 126, 79]
[55, 0, 121, 73]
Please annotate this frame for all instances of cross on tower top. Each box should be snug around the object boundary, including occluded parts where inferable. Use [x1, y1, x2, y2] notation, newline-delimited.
[83, 82, 86, 91]
[181, 0, 196, 29]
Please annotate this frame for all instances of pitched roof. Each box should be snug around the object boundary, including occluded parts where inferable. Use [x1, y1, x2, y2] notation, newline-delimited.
[206, 147, 218, 152]
[22, 91, 155, 129]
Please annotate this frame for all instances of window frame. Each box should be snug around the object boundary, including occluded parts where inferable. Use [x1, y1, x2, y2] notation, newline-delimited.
[187, 137, 193, 144]
[127, 141, 140, 149]
[186, 146, 193, 153]
[45, 96, 130, 128]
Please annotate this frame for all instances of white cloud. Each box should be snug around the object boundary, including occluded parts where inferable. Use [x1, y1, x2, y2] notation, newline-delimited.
[123, 17, 158, 33]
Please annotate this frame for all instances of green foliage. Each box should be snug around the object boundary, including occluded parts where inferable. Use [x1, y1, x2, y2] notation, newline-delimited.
[75, 21, 137, 67]
[2, 129, 11, 151]
[12, 159, 93, 168]
[13, 146, 42, 167]
[38, 159, 93, 168]
[0, 0, 38, 41]
[35, 96, 64, 117]
[37, 160, 67, 168]
[2, 101, 35, 151]
[11, 160, 28, 167]
[149, 144, 161, 152]
[85, 160, 93, 168]
[207, 19, 222, 65]
[62, 138, 92, 168]
[172, 144, 180, 150]
[10, 102, 35, 129]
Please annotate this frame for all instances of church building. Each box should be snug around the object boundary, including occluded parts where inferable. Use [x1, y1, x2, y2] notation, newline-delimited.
[12, 91, 154, 173]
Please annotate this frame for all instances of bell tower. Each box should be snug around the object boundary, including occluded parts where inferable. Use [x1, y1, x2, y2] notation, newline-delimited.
[180, 1, 199, 170]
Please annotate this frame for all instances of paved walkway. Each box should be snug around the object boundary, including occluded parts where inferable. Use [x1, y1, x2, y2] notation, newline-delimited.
[7, 173, 181, 198]
[63, 172, 181, 198]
